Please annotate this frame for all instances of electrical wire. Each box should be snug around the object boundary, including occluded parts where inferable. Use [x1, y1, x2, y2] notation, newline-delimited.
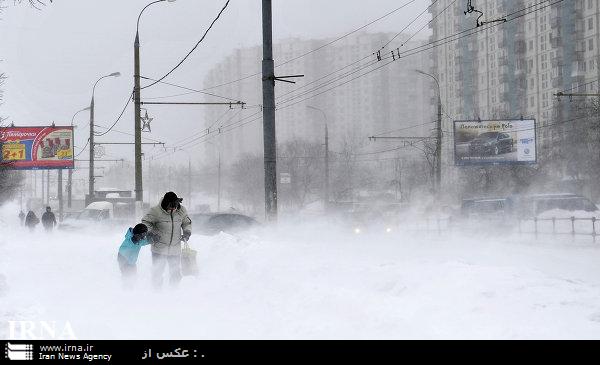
[199, 0, 420, 92]
[94, 89, 134, 137]
[275, 0, 564, 111]
[140, 76, 244, 103]
[141, 0, 231, 91]
[147, 0, 563, 162]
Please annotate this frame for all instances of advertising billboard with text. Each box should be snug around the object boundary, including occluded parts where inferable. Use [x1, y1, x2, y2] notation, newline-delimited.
[454, 119, 536, 166]
[0, 126, 74, 170]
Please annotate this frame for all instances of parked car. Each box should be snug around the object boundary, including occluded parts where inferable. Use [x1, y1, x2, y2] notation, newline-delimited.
[469, 132, 513, 156]
[189, 213, 260, 236]
[513, 194, 599, 217]
[460, 197, 515, 219]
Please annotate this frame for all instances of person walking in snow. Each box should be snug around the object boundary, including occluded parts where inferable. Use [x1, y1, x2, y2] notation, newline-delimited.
[142, 192, 192, 289]
[24, 211, 40, 232]
[41, 206, 57, 232]
[19, 210, 25, 226]
[117, 223, 153, 288]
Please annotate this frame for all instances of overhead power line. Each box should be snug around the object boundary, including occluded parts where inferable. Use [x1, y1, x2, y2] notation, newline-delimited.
[141, 0, 231, 90]
[94, 89, 134, 137]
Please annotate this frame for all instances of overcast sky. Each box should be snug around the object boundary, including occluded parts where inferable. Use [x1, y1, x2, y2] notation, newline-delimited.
[0, 0, 430, 165]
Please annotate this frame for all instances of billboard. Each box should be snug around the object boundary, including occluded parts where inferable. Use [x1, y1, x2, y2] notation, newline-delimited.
[454, 119, 536, 166]
[0, 126, 74, 170]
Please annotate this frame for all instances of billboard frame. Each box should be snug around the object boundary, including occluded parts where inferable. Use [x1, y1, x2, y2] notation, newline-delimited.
[453, 118, 537, 167]
[0, 125, 75, 170]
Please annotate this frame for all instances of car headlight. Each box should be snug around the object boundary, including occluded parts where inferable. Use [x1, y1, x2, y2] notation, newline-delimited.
[386, 227, 392, 233]
[354, 228, 361, 234]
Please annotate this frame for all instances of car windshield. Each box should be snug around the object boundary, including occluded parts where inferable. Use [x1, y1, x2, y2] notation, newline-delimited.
[78, 209, 107, 220]
[478, 132, 498, 138]
[470, 200, 505, 213]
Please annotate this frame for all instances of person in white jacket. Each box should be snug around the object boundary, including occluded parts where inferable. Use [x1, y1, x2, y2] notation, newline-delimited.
[142, 192, 192, 288]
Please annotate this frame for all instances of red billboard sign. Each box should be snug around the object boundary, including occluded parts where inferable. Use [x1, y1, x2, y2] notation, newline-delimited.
[0, 126, 74, 170]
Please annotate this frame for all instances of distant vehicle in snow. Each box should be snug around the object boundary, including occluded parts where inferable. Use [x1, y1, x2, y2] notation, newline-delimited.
[189, 212, 260, 236]
[460, 194, 599, 220]
[514, 194, 599, 217]
[59, 201, 127, 231]
[461, 197, 514, 219]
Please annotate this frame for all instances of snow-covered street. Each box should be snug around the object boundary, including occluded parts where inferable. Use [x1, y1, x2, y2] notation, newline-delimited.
[1, 202, 600, 340]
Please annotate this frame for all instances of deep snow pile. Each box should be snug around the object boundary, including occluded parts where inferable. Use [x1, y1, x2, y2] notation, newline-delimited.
[1, 202, 600, 339]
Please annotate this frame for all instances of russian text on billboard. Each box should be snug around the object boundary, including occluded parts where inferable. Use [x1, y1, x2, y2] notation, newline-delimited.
[0, 126, 75, 170]
[453, 119, 536, 166]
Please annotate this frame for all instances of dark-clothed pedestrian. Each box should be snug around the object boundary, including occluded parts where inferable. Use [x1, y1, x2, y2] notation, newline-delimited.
[41, 207, 57, 232]
[24, 211, 40, 232]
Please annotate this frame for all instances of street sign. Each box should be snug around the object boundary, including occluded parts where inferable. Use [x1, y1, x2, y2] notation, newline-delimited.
[280, 172, 291, 184]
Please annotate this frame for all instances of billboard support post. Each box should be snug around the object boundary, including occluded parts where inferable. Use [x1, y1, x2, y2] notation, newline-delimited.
[58, 169, 63, 222]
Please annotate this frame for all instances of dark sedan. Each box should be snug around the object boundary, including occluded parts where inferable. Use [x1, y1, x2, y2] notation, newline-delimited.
[469, 132, 513, 156]
[190, 213, 260, 236]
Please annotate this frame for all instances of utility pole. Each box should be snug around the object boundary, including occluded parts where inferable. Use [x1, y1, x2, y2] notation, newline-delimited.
[46, 170, 50, 206]
[325, 123, 330, 212]
[134, 31, 143, 205]
[41, 170, 45, 206]
[262, 0, 277, 222]
[67, 169, 73, 208]
[436, 89, 442, 198]
[89, 95, 95, 204]
[58, 169, 63, 221]
[217, 149, 221, 212]
[187, 157, 192, 210]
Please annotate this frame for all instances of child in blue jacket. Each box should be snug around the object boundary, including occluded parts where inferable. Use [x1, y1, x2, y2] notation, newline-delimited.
[117, 223, 151, 283]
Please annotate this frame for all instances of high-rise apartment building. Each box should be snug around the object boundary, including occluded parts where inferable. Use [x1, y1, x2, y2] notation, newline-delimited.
[429, 0, 600, 165]
[202, 33, 432, 164]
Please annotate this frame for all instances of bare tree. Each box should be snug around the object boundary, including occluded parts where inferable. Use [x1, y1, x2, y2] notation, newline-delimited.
[227, 153, 264, 215]
[278, 139, 323, 210]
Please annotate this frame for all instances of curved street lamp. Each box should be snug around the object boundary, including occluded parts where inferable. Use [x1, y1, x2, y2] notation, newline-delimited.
[415, 69, 442, 197]
[306, 105, 330, 212]
[89, 72, 120, 201]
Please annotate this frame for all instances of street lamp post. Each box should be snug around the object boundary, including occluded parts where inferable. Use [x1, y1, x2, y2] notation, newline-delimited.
[89, 72, 120, 205]
[69, 106, 91, 209]
[205, 140, 222, 212]
[174, 148, 193, 211]
[415, 69, 442, 198]
[306, 105, 330, 212]
[134, 0, 177, 205]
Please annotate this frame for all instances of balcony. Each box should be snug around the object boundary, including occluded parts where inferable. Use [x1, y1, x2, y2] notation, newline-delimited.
[550, 36, 562, 48]
[551, 17, 561, 29]
[515, 40, 526, 54]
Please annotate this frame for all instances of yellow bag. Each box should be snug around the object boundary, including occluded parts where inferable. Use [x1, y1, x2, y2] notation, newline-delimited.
[181, 242, 198, 276]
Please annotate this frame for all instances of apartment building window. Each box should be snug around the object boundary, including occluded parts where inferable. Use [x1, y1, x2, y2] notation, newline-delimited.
[528, 40, 534, 51]
[589, 18, 594, 31]
[540, 35, 546, 51]
[590, 39, 594, 52]
[589, 0, 594, 9]
[530, 96, 535, 107]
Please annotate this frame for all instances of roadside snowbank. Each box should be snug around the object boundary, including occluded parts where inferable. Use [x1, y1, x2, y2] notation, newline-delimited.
[1, 203, 600, 339]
